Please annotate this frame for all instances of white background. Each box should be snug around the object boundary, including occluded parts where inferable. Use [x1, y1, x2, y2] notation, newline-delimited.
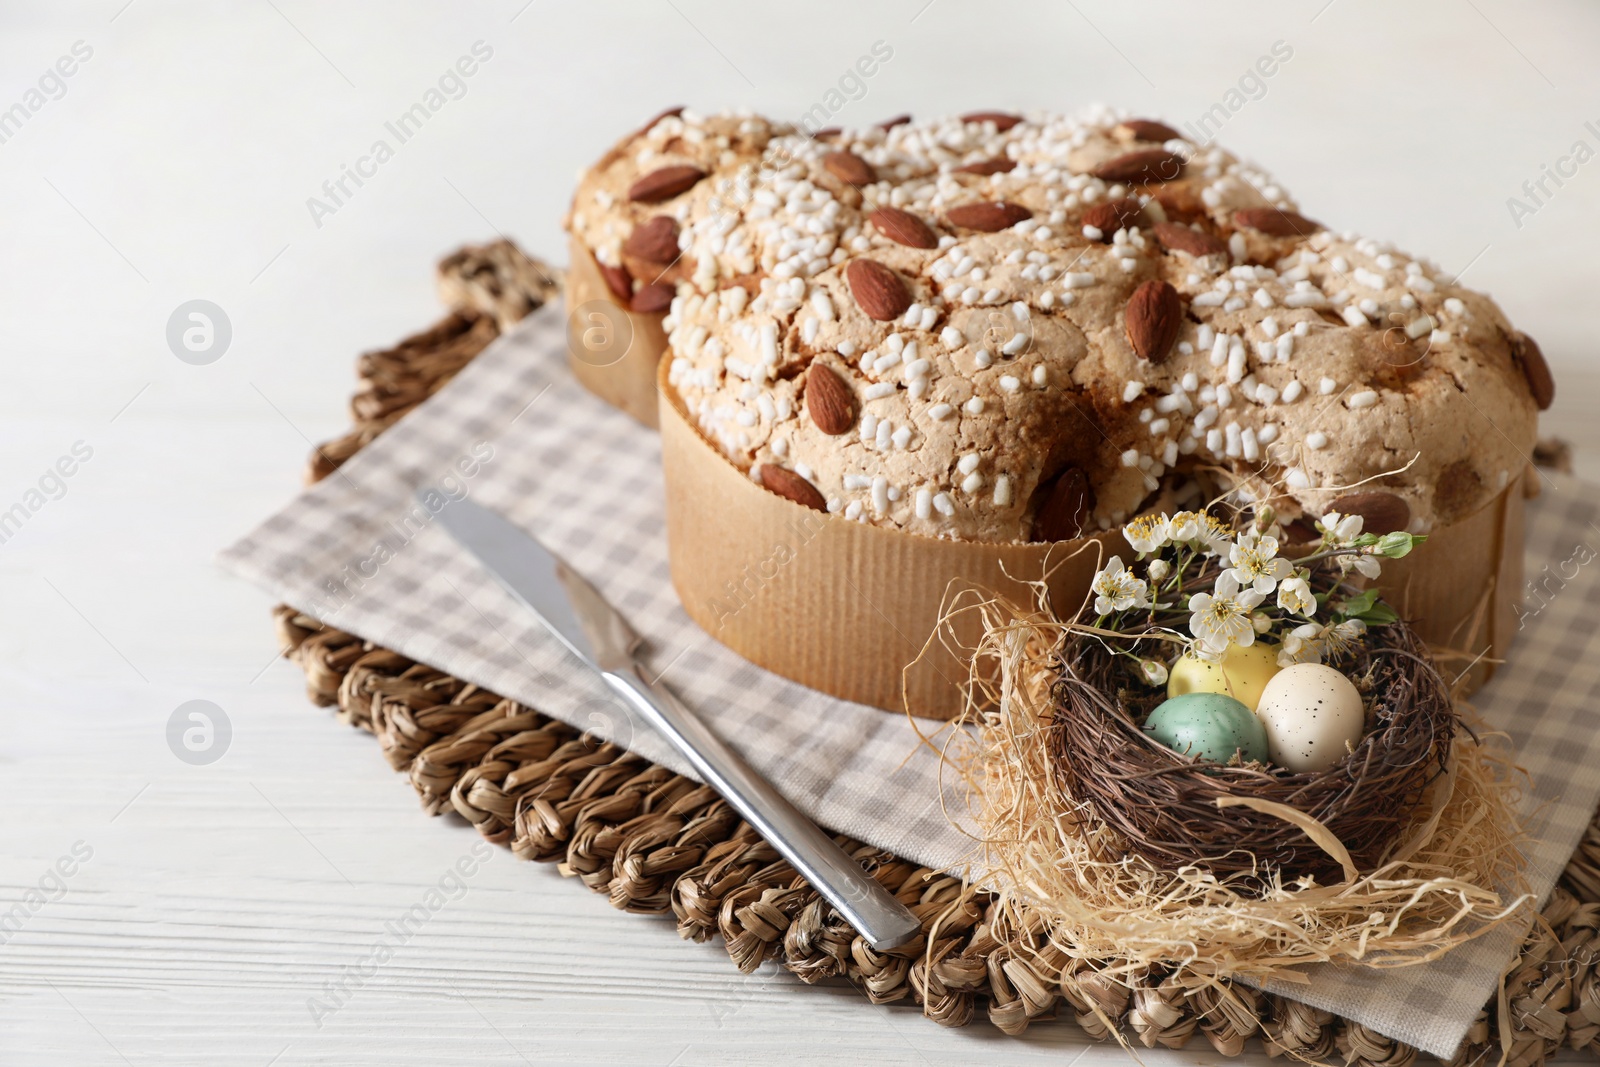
[2, 2, 1597, 1063]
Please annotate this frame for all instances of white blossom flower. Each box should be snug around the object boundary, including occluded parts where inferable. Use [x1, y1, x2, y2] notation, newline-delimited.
[1317, 509, 1384, 579]
[1278, 623, 1320, 665]
[1165, 511, 1234, 556]
[1187, 571, 1265, 652]
[1347, 554, 1382, 579]
[1277, 575, 1316, 617]
[1146, 558, 1171, 582]
[1138, 658, 1169, 686]
[1198, 515, 1236, 556]
[1165, 511, 1201, 544]
[1330, 546, 1383, 580]
[1333, 618, 1368, 649]
[1318, 510, 1365, 544]
[1091, 556, 1150, 615]
[1277, 618, 1367, 666]
[1121, 516, 1170, 555]
[1226, 531, 1294, 594]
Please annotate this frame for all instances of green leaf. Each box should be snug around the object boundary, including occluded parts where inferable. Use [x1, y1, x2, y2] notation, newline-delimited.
[1334, 586, 1398, 625]
[1338, 588, 1380, 616]
[1359, 603, 1400, 625]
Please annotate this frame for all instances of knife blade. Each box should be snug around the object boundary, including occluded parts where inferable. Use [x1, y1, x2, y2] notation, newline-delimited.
[428, 494, 924, 951]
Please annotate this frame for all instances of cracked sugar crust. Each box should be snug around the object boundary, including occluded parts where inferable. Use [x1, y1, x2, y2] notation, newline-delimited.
[571, 107, 1540, 543]
[565, 110, 787, 293]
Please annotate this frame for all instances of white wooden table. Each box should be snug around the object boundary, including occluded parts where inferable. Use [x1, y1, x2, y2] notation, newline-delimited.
[2, 2, 1597, 1062]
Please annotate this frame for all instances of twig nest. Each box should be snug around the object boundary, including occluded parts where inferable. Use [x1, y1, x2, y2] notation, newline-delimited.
[1051, 618, 1457, 879]
[1256, 663, 1366, 772]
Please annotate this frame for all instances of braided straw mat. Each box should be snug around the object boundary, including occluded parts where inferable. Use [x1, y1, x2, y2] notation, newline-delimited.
[242, 241, 1600, 1065]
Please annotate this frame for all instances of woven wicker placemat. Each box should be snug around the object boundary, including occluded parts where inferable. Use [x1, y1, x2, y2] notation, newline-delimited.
[274, 239, 1600, 1066]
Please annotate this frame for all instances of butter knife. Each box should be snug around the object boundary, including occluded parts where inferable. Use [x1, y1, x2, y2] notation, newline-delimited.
[427, 494, 923, 951]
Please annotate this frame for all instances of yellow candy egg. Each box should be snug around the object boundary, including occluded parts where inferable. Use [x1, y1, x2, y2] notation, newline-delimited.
[1166, 643, 1281, 712]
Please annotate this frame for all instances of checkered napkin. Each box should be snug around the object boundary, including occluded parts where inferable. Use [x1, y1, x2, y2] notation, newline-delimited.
[221, 306, 1600, 1057]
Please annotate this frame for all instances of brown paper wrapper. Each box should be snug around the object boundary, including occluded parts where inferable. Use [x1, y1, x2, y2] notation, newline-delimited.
[1376, 470, 1524, 693]
[661, 362, 1524, 714]
[659, 363, 1125, 719]
[565, 233, 667, 428]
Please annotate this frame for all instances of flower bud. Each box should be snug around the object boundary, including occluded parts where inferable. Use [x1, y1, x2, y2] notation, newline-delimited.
[1138, 658, 1169, 686]
[1377, 531, 1418, 559]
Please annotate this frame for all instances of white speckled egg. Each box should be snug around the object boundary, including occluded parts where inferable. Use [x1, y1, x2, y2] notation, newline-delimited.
[1255, 663, 1366, 773]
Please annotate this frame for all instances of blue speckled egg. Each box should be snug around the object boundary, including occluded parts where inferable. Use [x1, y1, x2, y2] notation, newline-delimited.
[1143, 692, 1269, 765]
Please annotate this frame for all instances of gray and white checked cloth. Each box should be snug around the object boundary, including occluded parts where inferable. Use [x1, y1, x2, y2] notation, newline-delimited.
[221, 306, 1600, 1057]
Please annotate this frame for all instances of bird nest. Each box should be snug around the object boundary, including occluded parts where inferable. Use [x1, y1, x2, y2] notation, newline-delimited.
[1051, 617, 1456, 881]
[953, 577, 1529, 987]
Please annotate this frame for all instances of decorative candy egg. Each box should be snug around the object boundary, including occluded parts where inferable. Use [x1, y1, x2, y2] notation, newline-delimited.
[1255, 663, 1367, 773]
[1143, 692, 1269, 765]
[1167, 642, 1281, 712]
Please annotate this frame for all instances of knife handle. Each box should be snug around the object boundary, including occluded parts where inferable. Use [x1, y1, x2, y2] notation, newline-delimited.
[600, 663, 924, 952]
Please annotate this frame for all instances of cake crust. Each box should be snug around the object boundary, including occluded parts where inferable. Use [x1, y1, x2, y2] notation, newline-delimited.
[569, 108, 1541, 542]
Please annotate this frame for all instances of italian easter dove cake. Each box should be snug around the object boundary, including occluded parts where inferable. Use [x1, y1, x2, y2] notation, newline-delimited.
[565, 107, 1551, 715]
